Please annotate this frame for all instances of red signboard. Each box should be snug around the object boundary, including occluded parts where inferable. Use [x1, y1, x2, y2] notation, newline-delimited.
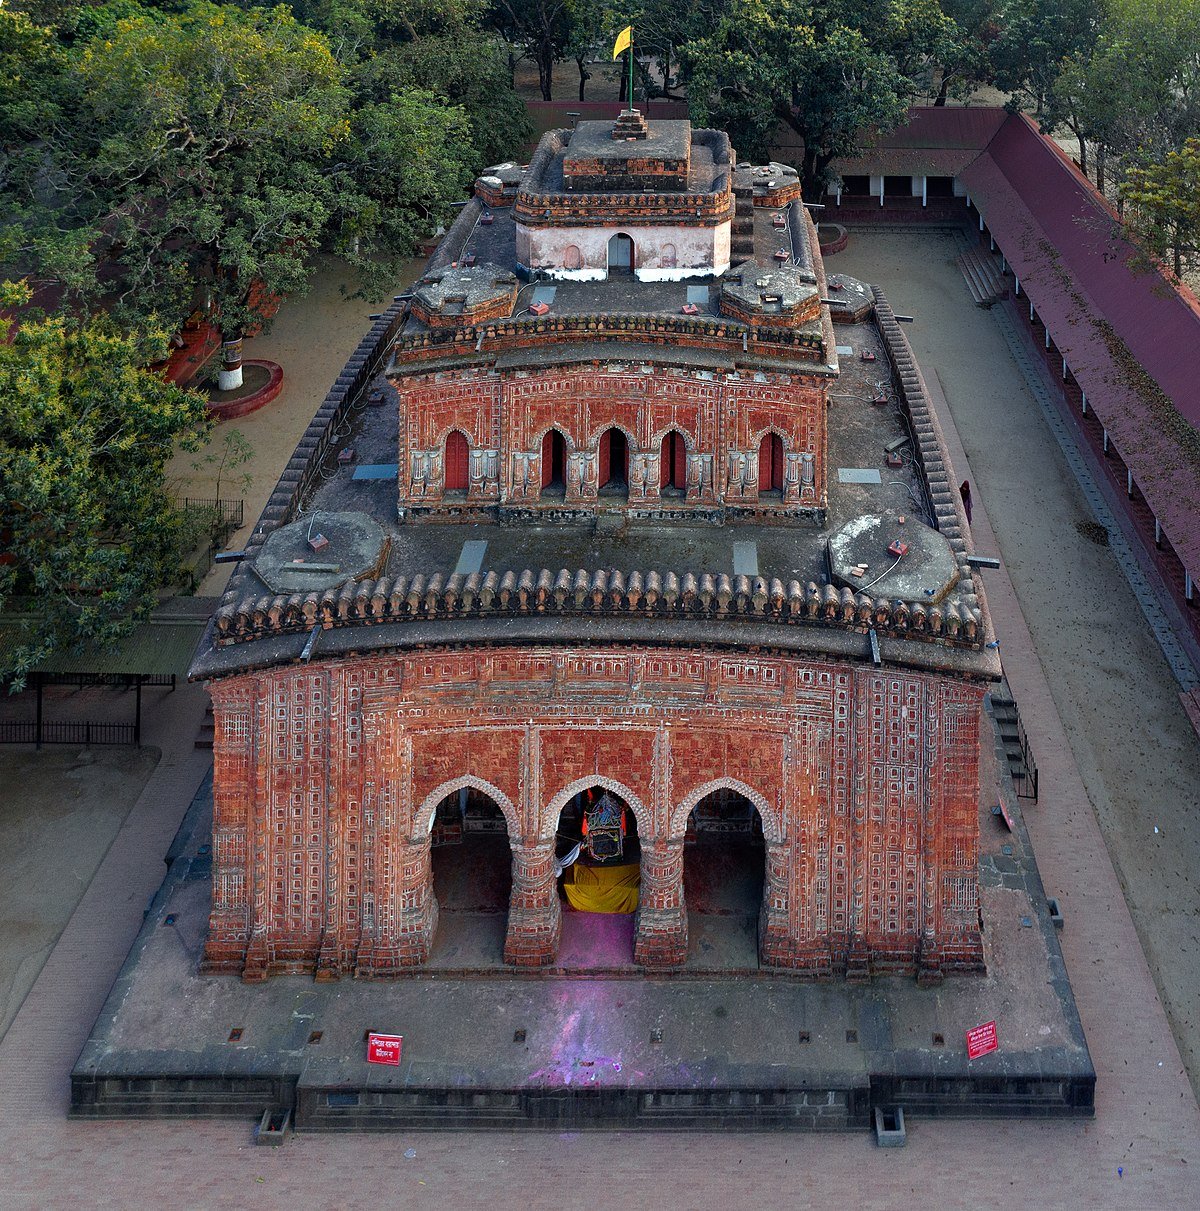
[966, 1020, 998, 1060]
[366, 1032, 403, 1066]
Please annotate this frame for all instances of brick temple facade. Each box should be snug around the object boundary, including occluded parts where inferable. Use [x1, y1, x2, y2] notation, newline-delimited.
[194, 112, 998, 984]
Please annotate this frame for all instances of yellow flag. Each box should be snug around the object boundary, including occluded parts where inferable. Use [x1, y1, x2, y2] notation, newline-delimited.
[613, 25, 632, 60]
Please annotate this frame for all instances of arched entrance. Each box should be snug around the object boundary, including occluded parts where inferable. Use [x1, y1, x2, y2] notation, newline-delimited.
[758, 432, 784, 495]
[541, 429, 566, 496]
[598, 428, 629, 495]
[554, 785, 641, 967]
[660, 430, 686, 493]
[607, 232, 634, 275]
[429, 786, 512, 962]
[445, 430, 469, 493]
[683, 788, 766, 968]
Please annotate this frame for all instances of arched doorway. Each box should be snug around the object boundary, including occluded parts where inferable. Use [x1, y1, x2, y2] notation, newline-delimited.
[429, 786, 512, 961]
[598, 428, 629, 495]
[554, 785, 641, 967]
[445, 430, 469, 493]
[607, 232, 634, 275]
[682, 788, 765, 968]
[541, 429, 566, 496]
[660, 430, 687, 493]
[758, 432, 784, 495]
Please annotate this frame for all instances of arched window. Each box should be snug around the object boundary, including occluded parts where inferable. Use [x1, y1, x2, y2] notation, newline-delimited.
[660, 431, 687, 491]
[445, 430, 469, 492]
[758, 433, 784, 494]
[598, 428, 629, 492]
[660, 243, 677, 269]
[563, 244, 583, 271]
[607, 232, 634, 274]
[541, 429, 566, 493]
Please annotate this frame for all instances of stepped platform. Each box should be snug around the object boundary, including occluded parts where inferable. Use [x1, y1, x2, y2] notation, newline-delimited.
[69, 737, 1093, 1133]
[956, 248, 1009, 307]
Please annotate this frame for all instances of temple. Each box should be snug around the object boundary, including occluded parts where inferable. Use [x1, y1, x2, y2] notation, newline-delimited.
[191, 112, 1000, 983]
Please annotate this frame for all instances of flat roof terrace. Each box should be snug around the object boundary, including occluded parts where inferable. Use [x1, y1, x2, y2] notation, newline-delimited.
[197, 307, 997, 681]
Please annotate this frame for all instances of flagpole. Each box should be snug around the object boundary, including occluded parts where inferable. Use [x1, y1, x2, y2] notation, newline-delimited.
[628, 37, 634, 112]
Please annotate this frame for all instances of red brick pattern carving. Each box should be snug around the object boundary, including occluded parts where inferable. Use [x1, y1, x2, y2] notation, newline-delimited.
[393, 364, 826, 514]
[202, 646, 986, 981]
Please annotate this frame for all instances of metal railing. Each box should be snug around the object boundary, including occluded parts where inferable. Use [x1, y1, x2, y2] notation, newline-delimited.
[0, 720, 136, 746]
[182, 498, 244, 530]
[1012, 713, 1040, 802]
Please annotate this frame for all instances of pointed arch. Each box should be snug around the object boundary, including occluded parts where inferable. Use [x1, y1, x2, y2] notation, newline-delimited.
[607, 231, 635, 274]
[444, 430, 469, 492]
[541, 428, 568, 490]
[758, 432, 784, 493]
[541, 775, 652, 842]
[660, 429, 687, 490]
[670, 778, 781, 844]
[415, 776, 520, 841]
[598, 427, 629, 490]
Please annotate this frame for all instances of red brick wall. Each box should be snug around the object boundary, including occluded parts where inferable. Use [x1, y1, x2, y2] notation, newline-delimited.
[203, 645, 984, 982]
[393, 364, 827, 513]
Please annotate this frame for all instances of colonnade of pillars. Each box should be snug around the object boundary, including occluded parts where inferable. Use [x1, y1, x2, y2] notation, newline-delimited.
[395, 822, 791, 971]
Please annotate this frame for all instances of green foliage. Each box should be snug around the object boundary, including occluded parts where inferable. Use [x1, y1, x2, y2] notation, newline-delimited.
[1122, 138, 1200, 279]
[682, 0, 919, 198]
[0, 286, 212, 690]
[990, 0, 1101, 116]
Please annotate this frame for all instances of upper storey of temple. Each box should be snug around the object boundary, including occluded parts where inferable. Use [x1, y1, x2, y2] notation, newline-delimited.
[189, 115, 997, 684]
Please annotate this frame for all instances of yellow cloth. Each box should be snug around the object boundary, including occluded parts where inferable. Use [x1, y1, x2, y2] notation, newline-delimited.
[612, 25, 632, 60]
[564, 861, 640, 913]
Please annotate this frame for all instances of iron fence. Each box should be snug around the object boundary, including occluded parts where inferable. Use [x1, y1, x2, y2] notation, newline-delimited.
[0, 720, 136, 746]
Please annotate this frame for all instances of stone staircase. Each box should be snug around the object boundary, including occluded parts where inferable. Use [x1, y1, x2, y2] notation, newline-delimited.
[990, 693, 1038, 801]
[731, 183, 756, 259]
[195, 702, 214, 750]
[956, 247, 1008, 307]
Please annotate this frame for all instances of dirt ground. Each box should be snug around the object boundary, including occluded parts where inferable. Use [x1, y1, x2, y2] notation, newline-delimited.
[832, 228, 1200, 1095]
[168, 254, 423, 596]
[0, 746, 159, 1042]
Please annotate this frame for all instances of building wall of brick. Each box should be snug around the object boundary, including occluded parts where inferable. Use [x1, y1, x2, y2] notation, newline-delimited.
[396, 364, 827, 516]
[202, 645, 985, 982]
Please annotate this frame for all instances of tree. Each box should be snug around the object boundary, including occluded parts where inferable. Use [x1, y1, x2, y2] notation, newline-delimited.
[1122, 138, 1200, 280]
[682, 0, 916, 199]
[1053, 0, 1200, 187]
[989, 0, 1101, 118]
[67, 5, 348, 388]
[2, 4, 483, 387]
[486, 0, 572, 100]
[350, 0, 531, 166]
[0, 285, 211, 690]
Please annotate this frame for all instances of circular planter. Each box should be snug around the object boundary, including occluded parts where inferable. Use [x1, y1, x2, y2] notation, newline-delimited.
[818, 223, 849, 256]
[205, 359, 284, 420]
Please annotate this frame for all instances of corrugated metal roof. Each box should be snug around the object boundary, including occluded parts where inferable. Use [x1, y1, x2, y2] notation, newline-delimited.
[0, 610, 209, 676]
[961, 113, 1200, 574]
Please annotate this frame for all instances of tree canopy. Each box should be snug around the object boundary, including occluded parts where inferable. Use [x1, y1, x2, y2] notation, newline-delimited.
[682, 0, 934, 198]
[0, 286, 212, 689]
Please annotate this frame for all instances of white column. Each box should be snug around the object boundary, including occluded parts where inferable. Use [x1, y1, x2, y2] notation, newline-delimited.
[1081, 392, 1087, 414]
[1155, 517, 1161, 547]
[1187, 572, 1194, 603]
[1127, 469, 1134, 497]
[1103, 429, 1110, 453]
[1045, 327, 1051, 350]
[879, 175, 885, 207]
[922, 175, 928, 207]
[1014, 275, 1020, 296]
[1062, 356, 1068, 380]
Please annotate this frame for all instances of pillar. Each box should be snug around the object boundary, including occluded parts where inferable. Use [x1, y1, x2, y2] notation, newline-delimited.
[394, 837, 439, 965]
[633, 840, 687, 968]
[921, 175, 927, 207]
[504, 842, 561, 966]
[758, 840, 795, 967]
